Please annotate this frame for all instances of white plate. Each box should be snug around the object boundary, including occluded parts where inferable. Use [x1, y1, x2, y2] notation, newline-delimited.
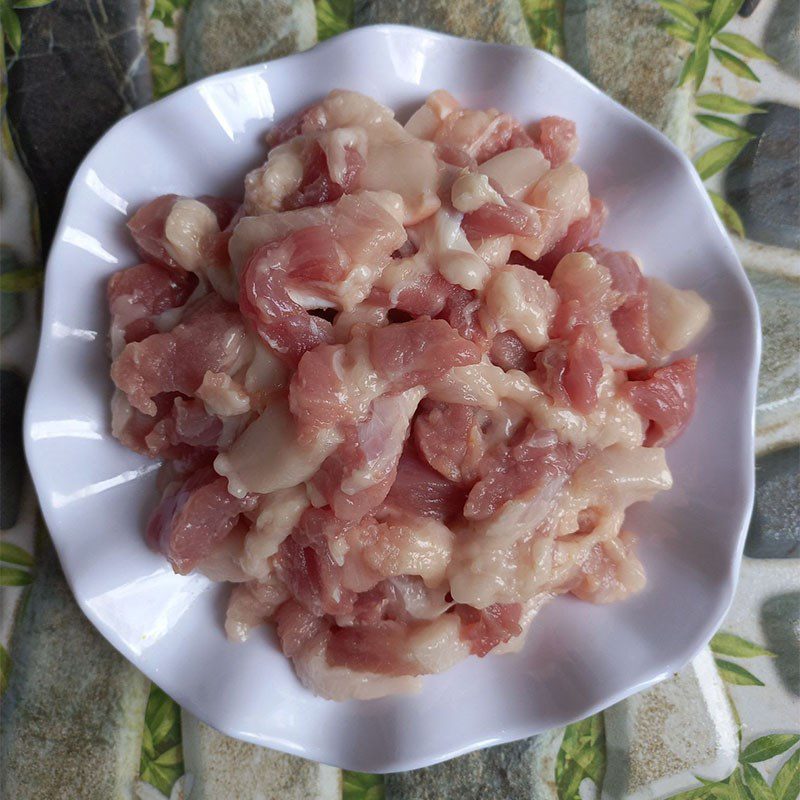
[24, 25, 760, 772]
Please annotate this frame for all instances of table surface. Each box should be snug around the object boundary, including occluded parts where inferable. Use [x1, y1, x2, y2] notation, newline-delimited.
[0, 2, 797, 799]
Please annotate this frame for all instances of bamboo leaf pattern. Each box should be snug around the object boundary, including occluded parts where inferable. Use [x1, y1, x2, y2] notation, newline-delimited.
[521, 0, 566, 57]
[741, 763, 775, 800]
[0, 643, 11, 695]
[714, 658, 766, 686]
[0, 267, 43, 291]
[708, 0, 744, 33]
[741, 735, 800, 764]
[343, 771, 385, 800]
[657, 0, 701, 28]
[660, 21, 698, 43]
[696, 93, 766, 115]
[0, 566, 33, 585]
[140, 686, 184, 797]
[12, 0, 57, 8]
[713, 48, 761, 81]
[772, 749, 800, 800]
[708, 191, 745, 237]
[710, 632, 776, 658]
[1, 5, 22, 52]
[681, 0, 712, 11]
[714, 32, 776, 62]
[0, 541, 34, 567]
[555, 713, 607, 800]
[315, 0, 353, 42]
[695, 114, 754, 139]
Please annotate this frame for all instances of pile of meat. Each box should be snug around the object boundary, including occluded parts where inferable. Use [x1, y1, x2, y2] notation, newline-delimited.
[108, 90, 710, 700]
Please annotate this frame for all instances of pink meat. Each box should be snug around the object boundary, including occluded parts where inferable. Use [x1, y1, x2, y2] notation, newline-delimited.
[532, 116, 578, 167]
[383, 447, 467, 521]
[128, 194, 237, 269]
[623, 358, 697, 446]
[239, 227, 338, 366]
[108, 262, 197, 344]
[434, 109, 534, 167]
[464, 426, 583, 520]
[462, 200, 538, 240]
[284, 141, 365, 210]
[146, 466, 257, 575]
[533, 197, 607, 279]
[414, 401, 479, 484]
[275, 599, 329, 658]
[588, 245, 657, 362]
[144, 397, 224, 453]
[369, 317, 482, 390]
[438, 285, 489, 347]
[489, 331, 536, 372]
[453, 603, 522, 656]
[111, 299, 247, 415]
[275, 509, 376, 616]
[536, 324, 604, 413]
[327, 620, 424, 677]
[310, 392, 416, 521]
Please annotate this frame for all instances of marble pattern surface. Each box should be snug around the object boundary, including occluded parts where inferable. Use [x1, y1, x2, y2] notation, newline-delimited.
[0, 2, 797, 799]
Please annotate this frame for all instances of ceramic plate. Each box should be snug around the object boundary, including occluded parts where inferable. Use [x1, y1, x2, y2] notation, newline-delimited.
[24, 25, 760, 772]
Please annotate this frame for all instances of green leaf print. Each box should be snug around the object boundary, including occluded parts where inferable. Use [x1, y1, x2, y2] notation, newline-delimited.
[343, 771, 385, 800]
[521, 0, 566, 57]
[0, 541, 34, 567]
[708, 0, 744, 33]
[695, 114, 753, 139]
[713, 48, 760, 81]
[140, 685, 184, 797]
[555, 713, 607, 800]
[711, 632, 775, 661]
[0, 566, 33, 586]
[660, 21, 698, 43]
[772, 748, 800, 800]
[695, 94, 766, 115]
[741, 735, 800, 764]
[0, 267, 43, 291]
[741, 763, 775, 800]
[715, 658, 766, 686]
[12, 0, 57, 8]
[708, 190, 745, 238]
[1, 5, 21, 53]
[694, 139, 749, 180]
[657, 0, 701, 28]
[680, 0, 712, 11]
[315, 0, 353, 42]
[0, 643, 11, 695]
[714, 32, 775, 62]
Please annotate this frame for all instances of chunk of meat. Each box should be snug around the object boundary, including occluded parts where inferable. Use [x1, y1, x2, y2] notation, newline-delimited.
[383, 447, 467, 520]
[535, 324, 604, 413]
[369, 317, 482, 390]
[481, 264, 558, 352]
[310, 388, 423, 521]
[571, 532, 646, 604]
[588, 245, 656, 362]
[225, 576, 290, 642]
[489, 331, 536, 372]
[532, 197, 607, 279]
[128, 194, 237, 270]
[532, 116, 578, 167]
[107, 262, 198, 355]
[146, 466, 257, 575]
[623, 358, 697, 446]
[110, 298, 249, 415]
[464, 426, 584, 520]
[434, 107, 534, 167]
[453, 603, 522, 656]
[414, 401, 480, 483]
[238, 192, 406, 365]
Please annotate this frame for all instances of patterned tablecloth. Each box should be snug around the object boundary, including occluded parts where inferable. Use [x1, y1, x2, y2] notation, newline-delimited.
[0, 2, 797, 798]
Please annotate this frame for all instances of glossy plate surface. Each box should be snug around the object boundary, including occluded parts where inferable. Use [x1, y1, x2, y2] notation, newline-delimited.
[24, 25, 760, 772]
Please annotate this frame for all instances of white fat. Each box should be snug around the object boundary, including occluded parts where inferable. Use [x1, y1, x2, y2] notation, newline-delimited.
[164, 198, 220, 271]
[240, 486, 310, 579]
[647, 277, 711, 354]
[479, 147, 550, 199]
[451, 171, 505, 213]
[214, 397, 343, 497]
